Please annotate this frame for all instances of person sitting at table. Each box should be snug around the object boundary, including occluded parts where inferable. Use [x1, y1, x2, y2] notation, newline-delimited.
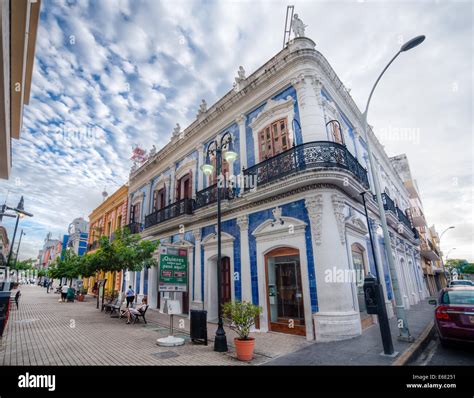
[124, 297, 147, 324]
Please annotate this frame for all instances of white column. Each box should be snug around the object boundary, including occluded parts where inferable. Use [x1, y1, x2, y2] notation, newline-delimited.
[236, 114, 247, 170]
[291, 73, 327, 143]
[305, 192, 361, 342]
[197, 144, 204, 191]
[192, 228, 203, 309]
[139, 270, 145, 296]
[237, 215, 252, 302]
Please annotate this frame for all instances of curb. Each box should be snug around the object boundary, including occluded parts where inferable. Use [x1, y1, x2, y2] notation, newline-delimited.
[392, 320, 435, 366]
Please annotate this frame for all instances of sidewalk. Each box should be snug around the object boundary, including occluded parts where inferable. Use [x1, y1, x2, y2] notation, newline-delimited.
[0, 285, 309, 365]
[265, 298, 435, 365]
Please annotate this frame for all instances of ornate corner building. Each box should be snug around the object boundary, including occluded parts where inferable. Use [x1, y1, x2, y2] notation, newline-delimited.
[126, 36, 429, 342]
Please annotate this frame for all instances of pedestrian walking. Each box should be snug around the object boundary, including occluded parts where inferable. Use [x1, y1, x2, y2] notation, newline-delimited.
[61, 283, 69, 302]
[125, 285, 135, 308]
[14, 290, 21, 309]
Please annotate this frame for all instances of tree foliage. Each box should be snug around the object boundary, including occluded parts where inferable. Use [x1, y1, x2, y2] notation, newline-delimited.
[11, 258, 35, 271]
[47, 228, 158, 282]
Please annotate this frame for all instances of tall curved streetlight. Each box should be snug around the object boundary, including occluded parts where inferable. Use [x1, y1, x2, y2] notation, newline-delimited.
[439, 226, 455, 282]
[201, 131, 238, 352]
[361, 35, 425, 343]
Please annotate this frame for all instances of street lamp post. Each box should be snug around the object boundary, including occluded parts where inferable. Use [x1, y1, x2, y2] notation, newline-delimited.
[361, 35, 425, 342]
[201, 131, 238, 353]
[361, 191, 394, 355]
[439, 226, 455, 284]
[13, 230, 26, 270]
[5, 197, 33, 272]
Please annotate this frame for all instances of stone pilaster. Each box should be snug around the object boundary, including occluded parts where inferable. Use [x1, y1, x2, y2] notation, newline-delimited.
[237, 214, 252, 303]
[191, 228, 203, 309]
[291, 73, 326, 143]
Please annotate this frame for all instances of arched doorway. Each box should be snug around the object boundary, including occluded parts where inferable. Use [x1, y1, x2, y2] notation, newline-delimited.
[351, 243, 373, 329]
[265, 247, 305, 336]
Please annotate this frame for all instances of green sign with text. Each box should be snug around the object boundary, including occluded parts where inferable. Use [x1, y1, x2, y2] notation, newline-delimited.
[159, 253, 188, 291]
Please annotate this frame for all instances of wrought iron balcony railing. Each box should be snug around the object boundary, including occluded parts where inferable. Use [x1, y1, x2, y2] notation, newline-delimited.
[396, 207, 413, 230]
[144, 198, 193, 229]
[243, 141, 369, 191]
[125, 222, 143, 234]
[373, 192, 397, 214]
[194, 183, 235, 209]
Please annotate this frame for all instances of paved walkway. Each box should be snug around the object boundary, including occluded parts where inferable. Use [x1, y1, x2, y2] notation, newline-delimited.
[266, 298, 435, 365]
[0, 285, 309, 366]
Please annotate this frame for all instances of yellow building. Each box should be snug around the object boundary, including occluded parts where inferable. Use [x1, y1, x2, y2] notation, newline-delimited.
[83, 184, 129, 297]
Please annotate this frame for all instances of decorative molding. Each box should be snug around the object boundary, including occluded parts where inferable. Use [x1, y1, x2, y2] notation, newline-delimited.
[345, 214, 368, 236]
[237, 214, 249, 231]
[249, 96, 294, 131]
[304, 194, 324, 245]
[331, 193, 346, 244]
[235, 113, 246, 126]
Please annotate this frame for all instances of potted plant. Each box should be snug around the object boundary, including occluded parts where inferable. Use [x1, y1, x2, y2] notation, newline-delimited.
[222, 300, 262, 361]
[77, 287, 87, 302]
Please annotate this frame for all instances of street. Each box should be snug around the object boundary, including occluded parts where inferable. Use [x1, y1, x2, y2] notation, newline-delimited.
[413, 335, 474, 366]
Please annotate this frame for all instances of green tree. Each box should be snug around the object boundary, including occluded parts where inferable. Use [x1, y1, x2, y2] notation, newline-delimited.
[81, 228, 158, 295]
[446, 259, 470, 273]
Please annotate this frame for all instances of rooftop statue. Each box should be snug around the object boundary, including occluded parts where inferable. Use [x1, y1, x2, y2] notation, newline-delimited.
[292, 14, 307, 38]
[197, 99, 207, 117]
[172, 123, 181, 137]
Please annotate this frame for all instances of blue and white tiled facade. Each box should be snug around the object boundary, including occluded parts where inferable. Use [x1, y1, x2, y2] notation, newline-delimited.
[126, 37, 427, 341]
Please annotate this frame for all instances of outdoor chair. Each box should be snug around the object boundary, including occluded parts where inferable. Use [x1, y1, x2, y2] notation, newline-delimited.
[132, 304, 149, 324]
[109, 299, 124, 317]
[103, 298, 119, 313]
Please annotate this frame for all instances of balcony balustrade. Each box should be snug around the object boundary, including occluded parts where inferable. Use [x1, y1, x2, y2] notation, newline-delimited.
[125, 222, 143, 234]
[144, 198, 193, 229]
[194, 183, 235, 210]
[243, 141, 369, 191]
[396, 207, 413, 230]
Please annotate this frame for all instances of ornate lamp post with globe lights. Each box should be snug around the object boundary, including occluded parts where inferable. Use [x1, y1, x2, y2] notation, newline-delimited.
[200, 131, 238, 352]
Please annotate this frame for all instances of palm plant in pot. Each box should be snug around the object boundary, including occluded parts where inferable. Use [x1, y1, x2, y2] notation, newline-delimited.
[222, 300, 262, 361]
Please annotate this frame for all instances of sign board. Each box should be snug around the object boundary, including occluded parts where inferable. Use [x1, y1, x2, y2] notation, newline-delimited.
[159, 247, 188, 292]
[164, 299, 181, 315]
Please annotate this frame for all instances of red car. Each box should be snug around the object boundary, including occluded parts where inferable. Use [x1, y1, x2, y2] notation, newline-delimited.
[430, 286, 474, 346]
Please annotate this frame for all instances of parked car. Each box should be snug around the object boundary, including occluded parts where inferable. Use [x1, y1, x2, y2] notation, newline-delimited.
[448, 280, 473, 287]
[430, 287, 474, 346]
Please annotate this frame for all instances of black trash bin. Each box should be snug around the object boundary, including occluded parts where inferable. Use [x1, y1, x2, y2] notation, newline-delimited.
[190, 309, 207, 345]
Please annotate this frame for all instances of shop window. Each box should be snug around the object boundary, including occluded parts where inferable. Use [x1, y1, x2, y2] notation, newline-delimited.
[258, 118, 290, 160]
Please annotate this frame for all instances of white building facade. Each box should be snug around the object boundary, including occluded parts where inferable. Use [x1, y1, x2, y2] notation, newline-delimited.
[127, 37, 427, 342]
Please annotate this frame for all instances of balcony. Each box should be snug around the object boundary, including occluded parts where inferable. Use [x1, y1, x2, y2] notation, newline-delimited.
[125, 222, 143, 234]
[374, 193, 397, 214]
[144, 198, 193, 229]
[243, 141, 369, 191]
[194, 183, 235, 209]
[396, 207, 413, 231]
[408, 205, 426, 228]
[421, 238, 441, 261]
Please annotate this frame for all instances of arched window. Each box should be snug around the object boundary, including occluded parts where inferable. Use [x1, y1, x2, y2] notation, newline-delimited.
[327, 120, 344, 145]
[258, 117, 290, 160]
[209, 155, 230, 186]
[176, 172, 192, 200]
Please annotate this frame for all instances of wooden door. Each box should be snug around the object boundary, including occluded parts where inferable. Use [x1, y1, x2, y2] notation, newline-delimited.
[221, 257, 231, 304]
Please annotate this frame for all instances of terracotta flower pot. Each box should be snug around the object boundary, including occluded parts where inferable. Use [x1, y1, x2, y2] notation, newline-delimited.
[234, 337, 255, 361]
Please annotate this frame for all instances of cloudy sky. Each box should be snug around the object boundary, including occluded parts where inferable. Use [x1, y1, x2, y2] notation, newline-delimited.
[0, 0, 472, 262]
